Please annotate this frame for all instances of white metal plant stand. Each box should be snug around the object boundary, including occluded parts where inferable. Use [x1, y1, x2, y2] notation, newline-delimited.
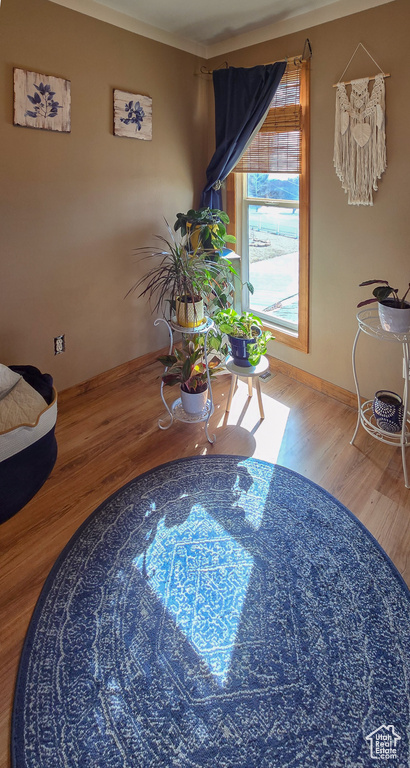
[351, 308, 410, 488]
[154, 316, 216, 444]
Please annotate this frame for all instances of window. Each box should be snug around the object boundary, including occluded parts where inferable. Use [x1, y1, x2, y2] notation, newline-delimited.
[227, 60, 310, 352]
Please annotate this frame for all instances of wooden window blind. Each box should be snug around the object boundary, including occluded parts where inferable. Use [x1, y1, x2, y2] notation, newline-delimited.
[234, 61, 306, 175]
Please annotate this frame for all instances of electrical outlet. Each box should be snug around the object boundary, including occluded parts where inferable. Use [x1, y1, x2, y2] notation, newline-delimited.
[54, 335, 65, 355]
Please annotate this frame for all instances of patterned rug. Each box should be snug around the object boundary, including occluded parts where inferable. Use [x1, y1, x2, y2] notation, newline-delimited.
[13, 456, 410, 767]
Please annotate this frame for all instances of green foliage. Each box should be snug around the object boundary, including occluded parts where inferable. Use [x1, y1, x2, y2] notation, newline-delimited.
[157, 339, 222, 394]
[246, 331, 273, 367]
[195, 328, 229, 368]
[358, 280, 410, 309]
[129, 208, 258, 372]
[126, 231, 237, 318]
[126, 213, 239, 320]
[174, 207, 236, 254]
[213, 309, 274, 366]
[213, 308, 263, 338]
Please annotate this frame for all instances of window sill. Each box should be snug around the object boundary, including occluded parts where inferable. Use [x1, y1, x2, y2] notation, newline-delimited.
[263, 320, 308, 353]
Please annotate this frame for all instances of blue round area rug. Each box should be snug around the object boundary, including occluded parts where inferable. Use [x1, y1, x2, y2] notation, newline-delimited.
[12, 456, 410, 768]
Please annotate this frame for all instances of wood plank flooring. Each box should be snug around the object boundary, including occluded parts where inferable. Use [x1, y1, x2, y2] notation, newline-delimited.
[1, 357, 409, 767]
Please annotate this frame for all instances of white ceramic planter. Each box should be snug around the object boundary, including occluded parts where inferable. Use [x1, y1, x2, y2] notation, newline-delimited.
[180, 386, 208, 414]
[378, 301, 410, 333]
[175, 297, 204, 328]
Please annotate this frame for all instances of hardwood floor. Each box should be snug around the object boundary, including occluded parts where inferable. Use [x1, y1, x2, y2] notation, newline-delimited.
[1, 357, 409, 767]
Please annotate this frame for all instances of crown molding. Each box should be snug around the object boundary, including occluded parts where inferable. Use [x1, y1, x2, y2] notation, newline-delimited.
[47, 0, 207, 57]
[47, 0, 396, 60]
[205, 0, 396, 58]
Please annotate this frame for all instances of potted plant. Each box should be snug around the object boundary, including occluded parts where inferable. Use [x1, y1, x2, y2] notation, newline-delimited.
[174, 207, 236, 255]
[127, 218, 239, 328]
[157, 340, 221, 414]
[174, 207, 243, 319]
[358, 280, 410, 333]
[213, 308, 274, 367]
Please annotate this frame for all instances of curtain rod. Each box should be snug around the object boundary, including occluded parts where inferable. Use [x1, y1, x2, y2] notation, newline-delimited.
[199, 38, 312, 76]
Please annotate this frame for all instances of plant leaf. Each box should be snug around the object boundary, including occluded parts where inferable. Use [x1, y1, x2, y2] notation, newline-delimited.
[157, 354, 177, 366]
[161, 374, 180, 386]
[357, 298, 378, 307]
[373, 286, 394, 302]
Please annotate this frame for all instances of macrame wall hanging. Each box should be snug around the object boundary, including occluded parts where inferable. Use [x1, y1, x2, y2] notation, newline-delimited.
[333, 43, 390, 206]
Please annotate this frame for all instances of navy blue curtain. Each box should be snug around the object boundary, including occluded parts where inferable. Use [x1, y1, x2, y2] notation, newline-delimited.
[200, 61, 287, 209]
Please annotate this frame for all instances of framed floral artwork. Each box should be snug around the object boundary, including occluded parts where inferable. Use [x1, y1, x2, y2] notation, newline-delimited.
[113, 89, 152, 140]
[14, 68, 71, 132]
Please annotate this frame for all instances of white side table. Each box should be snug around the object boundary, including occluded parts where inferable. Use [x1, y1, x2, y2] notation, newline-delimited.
[225, 355, 269, 419]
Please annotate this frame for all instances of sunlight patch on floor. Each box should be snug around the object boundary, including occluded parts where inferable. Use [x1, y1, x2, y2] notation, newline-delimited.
[216, 379, 290, 463]
[133, 504, 253, 686]
[233, 459, 273, 529]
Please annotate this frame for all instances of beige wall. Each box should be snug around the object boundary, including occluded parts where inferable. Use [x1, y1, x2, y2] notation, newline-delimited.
[1, 0, 409, 400]
[0, 0, 207, 390]
[209, 0, 409, 400]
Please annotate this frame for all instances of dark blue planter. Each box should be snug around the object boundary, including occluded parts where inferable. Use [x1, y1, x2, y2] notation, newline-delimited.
[228, 327, 261, 368]
[372, 390, 404, 433]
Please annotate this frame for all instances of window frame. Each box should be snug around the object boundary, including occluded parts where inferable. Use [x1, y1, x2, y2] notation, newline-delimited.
[226, 59, 310, 353]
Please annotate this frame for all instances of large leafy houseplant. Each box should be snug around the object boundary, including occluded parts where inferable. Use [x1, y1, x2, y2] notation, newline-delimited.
[174, 207, 236, 255]
[214, 309, 262, 338]
[127, 234, 220, 314]
[213, 309, 274, 367]
[173, 207, 242, 315]
[126, 213, 239, 325]
[174, 207, 254, 316]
